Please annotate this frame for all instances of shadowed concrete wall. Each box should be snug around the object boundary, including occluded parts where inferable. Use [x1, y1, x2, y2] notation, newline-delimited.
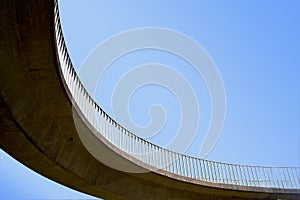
[0, 0, 299, 199]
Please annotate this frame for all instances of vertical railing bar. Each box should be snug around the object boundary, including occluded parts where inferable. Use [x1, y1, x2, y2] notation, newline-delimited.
[151, 144, 154, 166]
[295, 168, 300, 188]
[148, 143, 151, 165]
[223, 164, 228, 184]
[210, 161, 214, 182]
[202, 160, 206, 181]
[168, 150, 171, 172]
[216, 162, 221, 183]
[168, 151, 172, 173]
[187, 156, 191, 178]
[207, 161, 212, 182]
[232, 165, 237, 184]
[268, 167, 274, 188]
[219, 164, 224, 183]
[279, 167, 285, 188]
[275, 167, 281, 188]
[174, 153, 179, 175]
[169, 151, 172, 173]
[182, 155, 186, 177]
[216, 162, 221, 184]
[177, 154, 181, 176]
[237, 165, 243, 186]
[158, 147, 161, 170]
[228, 164, 235, 184]
[155, 145, 157, 168]
[172, 152, 176, 174]
[191, 157, 196, 179]
[204, 160, 209, 182]
[144, 141, 147, 163]
[195, 158, 200, 180]
[269, 167, 275, 188]
[167, 150, 170, 172]
[161, 148, 165, 170]
[145, 141, 148, 164]
[169, 150, 173, 173]
[244, 165, 249, 186]
[153, 144, 156, 167]
[282, 167, 288, 188]
[176, 154, 180, 176]
[158, 147, 161, 169]
[132, 135, 135, 156]
[227, 164, 232, 184]
[129, 134, 132, 154]
[164, 150, 171, 174]
[111, 121, 114, 144]
[178, 154, 182, 176]
[211, 161, 215, 182]
[145, 142, 148, 164]
[149, 144, 151, 166]
[250, 166, 256, 187]
[120, 127, 124, 150]
[285, 167, 293, 189]
[213, 162, 218, 183]
[184, 155, 188, 177]
[184, 155, 189, 177]
[255, 167, 262, 186]
[137, 137, 140, 160]
[125, 130, 128, 153]
[210, 161, 218, 183]
[291, 168, 297, 189]
[226, 164, 230, 184]
[261, 167, 267, 187]
[156, 146, 159, 169]
[253, 167, 259, 187]
[199, 159, 203, 181]
[117, 125, 121, 148]
[141, 140, 144, 162]
[176, 154, 180, 175]
[148, 144, 152, 166]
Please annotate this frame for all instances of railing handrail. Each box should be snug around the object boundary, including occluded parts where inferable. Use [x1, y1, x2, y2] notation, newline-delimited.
[53, 0, 300, 190]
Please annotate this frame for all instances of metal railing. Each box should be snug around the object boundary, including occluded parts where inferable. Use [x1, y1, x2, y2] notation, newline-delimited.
[53, 0, 300, 190]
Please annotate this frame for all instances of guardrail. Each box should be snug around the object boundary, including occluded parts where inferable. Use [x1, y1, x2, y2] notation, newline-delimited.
[53, 0, 300, 190]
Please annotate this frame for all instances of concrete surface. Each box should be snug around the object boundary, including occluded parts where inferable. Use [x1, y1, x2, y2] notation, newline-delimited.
[0, 0, 299, 199]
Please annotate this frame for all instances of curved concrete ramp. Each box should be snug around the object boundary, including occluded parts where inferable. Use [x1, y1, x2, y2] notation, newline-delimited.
[0, 0, 299, 199]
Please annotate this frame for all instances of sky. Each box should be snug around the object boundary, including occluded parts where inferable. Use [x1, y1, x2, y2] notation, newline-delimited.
[1, 0, 299, 199]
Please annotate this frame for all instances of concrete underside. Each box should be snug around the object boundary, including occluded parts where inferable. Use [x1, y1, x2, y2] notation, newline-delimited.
[0, 0, 299, 199]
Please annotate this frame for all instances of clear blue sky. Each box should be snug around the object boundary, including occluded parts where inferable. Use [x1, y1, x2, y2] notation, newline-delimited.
[1, 0, 299, 199]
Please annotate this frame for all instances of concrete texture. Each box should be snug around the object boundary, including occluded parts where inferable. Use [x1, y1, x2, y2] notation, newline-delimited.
[0, 0, 299, 199]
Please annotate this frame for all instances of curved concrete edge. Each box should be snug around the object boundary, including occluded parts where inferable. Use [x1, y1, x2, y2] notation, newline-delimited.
[0, 95, 127, 200]
[0, 0, 299, 199]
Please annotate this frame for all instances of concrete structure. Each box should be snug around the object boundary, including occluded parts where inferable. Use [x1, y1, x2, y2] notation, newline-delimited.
[0, 0, 299, 199]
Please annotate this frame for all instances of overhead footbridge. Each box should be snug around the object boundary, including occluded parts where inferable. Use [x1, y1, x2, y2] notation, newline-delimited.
[0, 0, 299, 199]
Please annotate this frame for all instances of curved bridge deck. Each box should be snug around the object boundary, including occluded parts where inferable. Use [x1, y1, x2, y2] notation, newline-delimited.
[0, 0, 299, 199]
